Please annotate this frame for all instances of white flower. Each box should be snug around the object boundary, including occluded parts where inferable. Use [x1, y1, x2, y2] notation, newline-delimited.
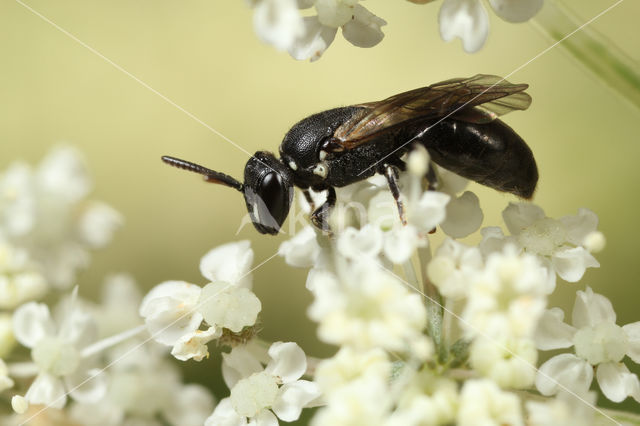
[535, 287, 640, 403]
[492, 203, 601, 283]
[427, 238, 483, 300]
[0, 146, 121, 288]
[462, 245, 551, 339]
[438, 0, 543, 53]
[0, 313, 16, 358]
[307, 258, 429, 354]
[289, 1, 386, 61]
[0, 358, 14, 392]
[252, 0, 305, 51]
[71, 342, 215, 426]
[11, 288, 106, 409]
[311, 375, 391, 426]
[457, 379, 523, 426]
[440, 191, 483, 238]
[140, 241, 261, 361]
[526, 390, 597, 426]
[278, 225, 321, 267]
[387, 370, 458, 426]
[470, 336, 537, 389]
[208, 341, 321, 425]
[314, 347, 391, 394]
[0, 239, 47, 309]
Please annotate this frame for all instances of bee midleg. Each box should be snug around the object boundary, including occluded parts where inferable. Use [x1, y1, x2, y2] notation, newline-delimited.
[382, 164, 408, 226]
[302, 189, 316, 212]
[310, 186, 336, 235]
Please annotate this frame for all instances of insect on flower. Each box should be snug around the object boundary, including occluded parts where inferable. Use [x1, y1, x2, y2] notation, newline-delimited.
[162, 74, 537, 235]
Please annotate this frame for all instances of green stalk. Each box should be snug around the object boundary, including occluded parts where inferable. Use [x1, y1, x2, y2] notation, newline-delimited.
[532, 0, 640, 110]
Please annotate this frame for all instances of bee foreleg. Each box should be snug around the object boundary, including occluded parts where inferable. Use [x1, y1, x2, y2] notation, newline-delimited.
[310, 186, 336, 235]
[383, 165, 408, 226]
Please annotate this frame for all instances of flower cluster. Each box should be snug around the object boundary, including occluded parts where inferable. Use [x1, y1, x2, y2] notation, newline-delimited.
[0, 149, 213, 426]
[2, 145, 639, 426]
[245, 0, 544, 59]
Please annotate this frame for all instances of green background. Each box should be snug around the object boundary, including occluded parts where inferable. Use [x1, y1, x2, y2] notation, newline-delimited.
[1, 0, 639, 419]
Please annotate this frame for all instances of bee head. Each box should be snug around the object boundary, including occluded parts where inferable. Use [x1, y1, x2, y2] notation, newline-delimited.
[242, 151, 294, 235]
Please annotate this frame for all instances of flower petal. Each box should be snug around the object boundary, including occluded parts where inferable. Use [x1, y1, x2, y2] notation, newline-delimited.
[502, 202, 545, 236]
[25, 373, 67, 409]
[200, 241, 254, 288]
[171, 326, 222, 362]
[253, 0, 305, 51]
[12, 302, 55, 348]
[488, 0, 543, 23]
[205, 397, 246, 426]
[278, 226, 320, 267]
[410, 191, 450, 232]
[199, 282, 261, 333]
[272, 380, 321, 421]
[341, 5, 386, 48]
[552, 246, 599, 282]
[596, 362, 640, 403]
[438, 0, 489, 53]
[265, 342, 307, 383]
[623, 321, 640, 364]
[536, 354, 592, 396]
[222, 344, 265, 389]
[559, 208, 599, 247]
[64, 367, 107, 403]
[164, 383, 216, 426]
[571, 286, 615, 329]
[288, 16, 337, 61]
[255, 408, 278, 426]
[139, 281, 203, 346]
[337, 225, 383, 260]
[440, 191, 483, 238]
[534, 308, 576, 350]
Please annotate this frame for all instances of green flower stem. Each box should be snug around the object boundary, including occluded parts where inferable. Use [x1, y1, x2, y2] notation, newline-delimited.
[414, 246, 447, 362]
[532, 0, 640, 109]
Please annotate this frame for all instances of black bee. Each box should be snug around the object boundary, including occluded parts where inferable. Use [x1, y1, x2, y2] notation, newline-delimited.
[162, 74, 537, 235]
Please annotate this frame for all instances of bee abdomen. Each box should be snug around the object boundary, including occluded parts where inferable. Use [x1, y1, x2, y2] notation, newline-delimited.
[420, 119, 538, 198]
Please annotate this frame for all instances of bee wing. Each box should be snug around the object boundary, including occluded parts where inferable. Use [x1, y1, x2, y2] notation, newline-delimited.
[333, 74, 531, 149]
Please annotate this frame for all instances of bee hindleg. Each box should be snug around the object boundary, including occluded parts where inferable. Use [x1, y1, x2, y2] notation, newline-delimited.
[426, 160, 440, 191]
[383, 165, 408, 226]
[310, 186, 336, 235]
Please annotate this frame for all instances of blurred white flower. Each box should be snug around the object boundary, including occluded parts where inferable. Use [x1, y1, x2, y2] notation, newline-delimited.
[71, 342, 215, 426]
[279, 225, 322, 267]
[208, 341, 320, 425]
[314, 346, 391, 394]
[457, 379, 523, 426]
[535, 287, 640, 403]
[11, 288, 106, 410]
[526, 390, 597, 426]
[483, 203, 601, 283]
[438, 0, 543, 53]
[427, 238, 483, 300]
[0, 146, 121, 289]
[0, 239, 47, 309]
[462, 245, 551, 339]
[470, 335, 537, 389]
[0, 358, 14, 392]
[307, 258, 430, 355]
[251, 0, 306, 50]
[289, 2, 386, 61]
[387, 370, 459, 426]
[311, 375, 391, 426]
[140, 241, 261, 361]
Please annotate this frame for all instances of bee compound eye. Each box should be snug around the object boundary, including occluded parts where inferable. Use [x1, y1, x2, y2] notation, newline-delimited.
[257, 172, 289, 228]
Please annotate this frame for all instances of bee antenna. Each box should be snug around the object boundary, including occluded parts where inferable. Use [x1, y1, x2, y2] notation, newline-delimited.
[161, 156, 243, 192]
